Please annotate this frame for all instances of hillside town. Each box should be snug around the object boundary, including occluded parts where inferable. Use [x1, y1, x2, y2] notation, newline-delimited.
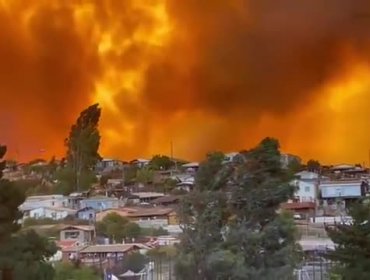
[2, 147, 369, 279]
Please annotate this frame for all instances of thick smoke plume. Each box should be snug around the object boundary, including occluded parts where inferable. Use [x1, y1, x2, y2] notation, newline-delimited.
[0, 0, 369, 163]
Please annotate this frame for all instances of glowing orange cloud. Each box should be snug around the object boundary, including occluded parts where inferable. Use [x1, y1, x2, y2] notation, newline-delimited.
[0, 0, 369, 164]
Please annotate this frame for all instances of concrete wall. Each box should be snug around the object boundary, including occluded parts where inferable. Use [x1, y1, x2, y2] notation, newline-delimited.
[295, 180, 316, 202]
[29, 208, 70, 220]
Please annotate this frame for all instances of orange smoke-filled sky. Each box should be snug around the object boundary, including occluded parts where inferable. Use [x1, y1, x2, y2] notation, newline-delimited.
[0, 0, 370, 164]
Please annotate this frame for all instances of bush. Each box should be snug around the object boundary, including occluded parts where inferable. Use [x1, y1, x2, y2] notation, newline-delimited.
[23, 218, 58, 227]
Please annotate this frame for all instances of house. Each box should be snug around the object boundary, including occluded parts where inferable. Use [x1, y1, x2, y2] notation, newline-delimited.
[60, 225, 95, 245]
[96, 158, 123, 171]
[319, 180, 369, 214]
[95, 207, 178, 228]
[150, 235, 180, 247]
[182, 162, 199, 173]
[76, 207, 96, 221]
[20, 195, 69, 211]
[67, 193, 86, 210]
[24, 206, 76, 220]
[130, 159, 150, 169]
[171, 174, 195, 192]
[64, 244, 141, 268]
[176, 179, 194, 192]
[80, 196, 122, 211]
[293, 171, 319, 202]
[320, 180, 367, 199]
[130, 192, 165, 204]
[126, 207, 178, 228]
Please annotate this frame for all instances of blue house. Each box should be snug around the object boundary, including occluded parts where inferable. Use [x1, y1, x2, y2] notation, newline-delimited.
[76, 207, 96, 221]
[80, 197, 121, 211]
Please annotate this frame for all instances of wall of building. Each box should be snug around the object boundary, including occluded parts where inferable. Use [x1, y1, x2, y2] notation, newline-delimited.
[321, 185, 361, 198]
[80, 199, 120, 211]
[77, 209, 96, 221]
[295, 180, 316, 202]
[29, 208, 69, 220]
[21, 196, 69, 210]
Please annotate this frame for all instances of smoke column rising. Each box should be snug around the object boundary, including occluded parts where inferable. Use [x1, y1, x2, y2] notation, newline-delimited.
[0, 0, 369, 163]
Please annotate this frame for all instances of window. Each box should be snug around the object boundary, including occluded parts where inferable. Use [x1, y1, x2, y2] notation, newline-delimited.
[305, 186, 310, 193]
[65, 231, 80, 239]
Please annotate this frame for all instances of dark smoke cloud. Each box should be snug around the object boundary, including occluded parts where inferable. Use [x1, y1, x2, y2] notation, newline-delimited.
[0, 2, 99, 159]
[0, 0, 370, 161]
[143, 0, 370, 116]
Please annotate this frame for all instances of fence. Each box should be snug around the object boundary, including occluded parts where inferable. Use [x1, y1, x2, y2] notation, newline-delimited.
[97, 250, 336, 280]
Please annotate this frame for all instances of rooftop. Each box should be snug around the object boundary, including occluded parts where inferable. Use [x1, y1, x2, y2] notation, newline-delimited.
[320, 180, 363, 187]
[56, 240, 79, 249]
[281, 202, 315, 210]
[83, 196, 119, 201]
[61, 225, 95, 232]
[126, 207, 174, 218]
[131, 192, 164, 199]
[151, 195, 180, 204]
[80, 244, 137, 254]
[30, 206, 77, 214]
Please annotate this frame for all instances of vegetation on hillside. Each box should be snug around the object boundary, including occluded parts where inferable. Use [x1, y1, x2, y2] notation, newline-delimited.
[326, 198, 370, 279]
[0, 145, 57, 280]
[176, 138, 301, 280]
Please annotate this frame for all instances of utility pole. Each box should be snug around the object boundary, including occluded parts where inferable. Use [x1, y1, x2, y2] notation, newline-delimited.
[170, 141, 178, 172]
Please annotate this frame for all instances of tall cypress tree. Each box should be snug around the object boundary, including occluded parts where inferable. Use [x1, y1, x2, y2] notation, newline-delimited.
[65, 104, 101, 192]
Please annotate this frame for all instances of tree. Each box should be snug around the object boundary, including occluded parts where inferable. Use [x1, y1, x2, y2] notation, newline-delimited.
[53, 263, 100, 280]
[176, 138, 301, 280]
[307, 159, 321, 172]
[65, 104, 101, 192]
[0, 145, 6, 178]
[1, 230, 57, 280]
[123, 222, 141, 241]
[121, 252, 148, 273]
[0, 145, 56, 280]
[287, 157, 303, 174]
[176, 152, 232, 279]
[96, 213, 129, 243]
[325, 199, 370, 279]
[136, 167, 154, 185]
[149, 155, 174, 170]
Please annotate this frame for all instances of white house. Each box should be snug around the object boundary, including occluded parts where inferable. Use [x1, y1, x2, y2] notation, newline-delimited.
[25, 206, 77, 220]
[20, 195, 69, 211]
[292, 171, 319, 202]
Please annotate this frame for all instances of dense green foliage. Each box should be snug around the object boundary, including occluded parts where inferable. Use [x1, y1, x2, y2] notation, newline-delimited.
[136, 167, 155, 184]
[96, 213, 141, 243]
[121, 252, 148, 273]
[53, 263, 100, 280]
[326, 199, 370, 279]
[306, 159, 321, 172]
[176, 138, 300, 280]
[65, 103, 101, 193]
[149, 155, 174, 170]
[0, 145, 57, 280]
